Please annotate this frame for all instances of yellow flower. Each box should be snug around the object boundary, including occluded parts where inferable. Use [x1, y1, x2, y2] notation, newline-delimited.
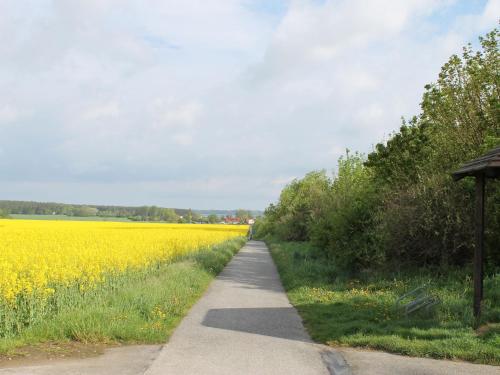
[0, 220, 247, 305]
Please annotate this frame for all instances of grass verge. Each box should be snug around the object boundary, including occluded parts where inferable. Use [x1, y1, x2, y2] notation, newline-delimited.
[268, 239, 500, 365]
[0, 237, 246, 356]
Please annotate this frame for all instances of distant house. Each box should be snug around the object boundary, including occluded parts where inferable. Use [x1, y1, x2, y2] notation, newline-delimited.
[224, 216, 241, 224]
[224, 217, 254, 224]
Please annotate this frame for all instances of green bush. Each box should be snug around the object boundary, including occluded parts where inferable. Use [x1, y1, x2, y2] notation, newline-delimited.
[259, 27, 500, 274]
[309, 153, 384, 272]
[260, 171, 331, 242]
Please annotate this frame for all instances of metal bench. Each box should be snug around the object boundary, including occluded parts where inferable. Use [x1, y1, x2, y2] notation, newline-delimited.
[396, 286, 440, 316]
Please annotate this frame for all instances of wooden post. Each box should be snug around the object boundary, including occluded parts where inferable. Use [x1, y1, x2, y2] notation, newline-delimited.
[474, 173, 485, 318]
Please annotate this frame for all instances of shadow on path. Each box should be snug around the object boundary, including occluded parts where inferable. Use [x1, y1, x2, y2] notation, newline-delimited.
[202, 307, 311, 342]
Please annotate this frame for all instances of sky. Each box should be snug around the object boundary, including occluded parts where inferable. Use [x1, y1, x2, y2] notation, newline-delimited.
[0, 0, 498, 210]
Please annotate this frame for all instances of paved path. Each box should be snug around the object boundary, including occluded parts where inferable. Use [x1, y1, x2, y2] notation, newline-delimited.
[340, 348, 500, 375]
[145, 240, 332, 375]
[0, 346, 160, 375]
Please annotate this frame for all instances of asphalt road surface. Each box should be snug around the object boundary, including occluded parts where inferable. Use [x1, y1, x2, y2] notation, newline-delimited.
[144, 240, 333, 375]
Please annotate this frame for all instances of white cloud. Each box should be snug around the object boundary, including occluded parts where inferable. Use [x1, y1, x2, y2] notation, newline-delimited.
[0, 0, 497, 209]
[172, 133, 194, 146]
[356, 104, 385, 126]
[154, 100, 203, 130]
[82, 101, 120, 121]
[0, 106, 18, 124]
[271, 176, 297, 186]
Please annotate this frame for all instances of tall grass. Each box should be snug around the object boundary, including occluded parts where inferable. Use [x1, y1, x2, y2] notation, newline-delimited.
[0, 237, 246, 354]
[268, 240, 500, 365]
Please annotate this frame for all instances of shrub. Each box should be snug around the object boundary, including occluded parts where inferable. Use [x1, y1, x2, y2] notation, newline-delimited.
[260, 27, 500, 274]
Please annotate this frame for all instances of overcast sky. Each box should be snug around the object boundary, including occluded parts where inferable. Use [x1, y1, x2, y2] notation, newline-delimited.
[0, 0, 498, 210]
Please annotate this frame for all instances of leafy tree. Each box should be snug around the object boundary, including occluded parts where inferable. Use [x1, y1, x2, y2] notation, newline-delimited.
[235, 209, 252, 223]
[72, 206, 98, 217]
[263, 170, 331, 241]
[366, 117, 431, 188]
[207, 214, 219, 224]
[310, 153, 383, 271]
[257, 27, 500, 272]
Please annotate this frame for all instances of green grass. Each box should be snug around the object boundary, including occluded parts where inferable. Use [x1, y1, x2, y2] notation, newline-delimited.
[10, 214, 131, 222]
[268, 239, 500, 365]
[0, 237, 246, 354]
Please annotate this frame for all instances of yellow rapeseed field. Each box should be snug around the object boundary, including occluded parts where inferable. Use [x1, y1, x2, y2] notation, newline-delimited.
[0, 219, 247, 304]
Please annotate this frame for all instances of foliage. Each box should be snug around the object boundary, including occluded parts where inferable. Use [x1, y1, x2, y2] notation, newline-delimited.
[0, 200, 183, 222]
[366, 117, 431, 187]
[131, 206, 179, 222]
[258, 27, 500, 273]
[369, 28, 500, 270]
[309, 153, 383, 271]
[269, 240, 500, 365]
[235, 209, 252, 223]
[9, 214, 132, 222]
[207, 214, 219, 224]
[258, 171, 330, 241]
[0, 201, 257, 225]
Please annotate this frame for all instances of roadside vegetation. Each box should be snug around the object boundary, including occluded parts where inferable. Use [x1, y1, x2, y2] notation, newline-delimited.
[255, 28, 499, 363]
[270, 240, 499, 364]
[0, 237, 245, 355]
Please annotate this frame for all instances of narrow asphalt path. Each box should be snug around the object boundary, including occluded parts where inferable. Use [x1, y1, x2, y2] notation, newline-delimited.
[144, 240, 332, 375]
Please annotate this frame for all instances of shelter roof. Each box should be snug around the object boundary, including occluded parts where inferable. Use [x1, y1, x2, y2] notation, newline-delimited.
[452, 146, 500, 180]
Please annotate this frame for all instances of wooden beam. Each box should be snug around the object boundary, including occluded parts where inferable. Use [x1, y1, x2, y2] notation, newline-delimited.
[474, 173, 485, 318]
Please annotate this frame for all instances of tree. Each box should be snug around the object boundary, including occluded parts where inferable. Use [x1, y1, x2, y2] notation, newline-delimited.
[160, 208, 178, 222]
[235, 209, 252, 223]
[73, 206, 98, 217]
[265, 170, 331, 241]
[257, 27, 500, 271]
[186, 209, 193, 223]
[207, 214, 219, 224]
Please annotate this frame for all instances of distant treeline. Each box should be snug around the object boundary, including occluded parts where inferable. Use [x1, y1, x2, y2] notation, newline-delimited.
[0, 200, 254, 224]
[255, 29, 500, 273]
[0, 200, 183, 222]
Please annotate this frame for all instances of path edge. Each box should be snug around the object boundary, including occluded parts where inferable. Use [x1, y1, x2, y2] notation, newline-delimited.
[319, 346, 353, 375]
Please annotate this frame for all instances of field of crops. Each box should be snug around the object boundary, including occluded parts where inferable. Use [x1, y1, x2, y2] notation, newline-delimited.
[0, 220, 247, 337]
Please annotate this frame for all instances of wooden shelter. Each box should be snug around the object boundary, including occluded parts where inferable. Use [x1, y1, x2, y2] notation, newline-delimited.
[452, 146, 500, 318]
